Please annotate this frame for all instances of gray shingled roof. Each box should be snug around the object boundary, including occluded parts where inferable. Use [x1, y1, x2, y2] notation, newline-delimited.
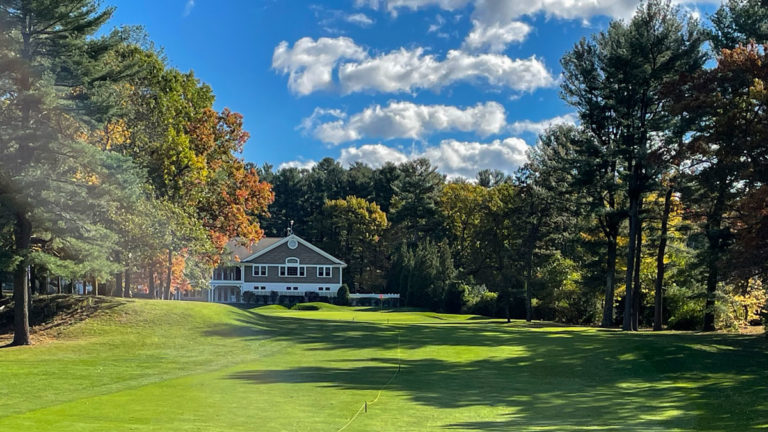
[222, 237, 283, 263]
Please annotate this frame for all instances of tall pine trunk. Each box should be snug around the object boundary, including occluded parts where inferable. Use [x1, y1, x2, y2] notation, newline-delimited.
[631, 217, 642, 331]
[623, 195, 640, 331]
[42, 273, 49, 295]
[57, 276, 62, 294]
[654, 187, 673, 331]
[524, 221, 539, 323]
[115, 272, 123, 298]
[601, 234, 618, 327]
[704, 181, 727, 331]
[704, 253, 719, 331]
[30, 265, 38, 295]
[13, 212, 32, 346]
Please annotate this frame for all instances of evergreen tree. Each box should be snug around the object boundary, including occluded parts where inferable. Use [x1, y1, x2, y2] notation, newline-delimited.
[560, 0, 705, 330]
[710, 0, 768, 51]
[0, 0, 142, 344]
[390, 158, 445, 243]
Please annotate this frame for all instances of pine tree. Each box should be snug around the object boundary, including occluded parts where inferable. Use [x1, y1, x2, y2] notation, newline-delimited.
[560, 0, 705, 330]
[0, 0, 139, 344]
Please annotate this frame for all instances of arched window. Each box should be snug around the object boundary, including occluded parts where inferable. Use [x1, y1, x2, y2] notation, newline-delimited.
[280, 257, 305, 277]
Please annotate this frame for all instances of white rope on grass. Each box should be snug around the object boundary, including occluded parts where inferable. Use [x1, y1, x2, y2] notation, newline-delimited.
[336, 331, 401, 432]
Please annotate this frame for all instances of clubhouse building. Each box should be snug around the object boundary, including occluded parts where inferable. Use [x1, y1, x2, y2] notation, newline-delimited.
[208, 234, 347, 304]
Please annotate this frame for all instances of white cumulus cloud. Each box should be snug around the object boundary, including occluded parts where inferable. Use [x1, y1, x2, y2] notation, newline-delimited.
[423, 137, 529, 178]
[463, 19, 532, 52]
[273, 37, 555, 96]
[272, 37, 367, 95]
[278, 160, 317, 170]
[305, 101, 508, 145]
[339, 144, 411, 167]
[337, 137, 530, 178]
[338, 48, 554, 94]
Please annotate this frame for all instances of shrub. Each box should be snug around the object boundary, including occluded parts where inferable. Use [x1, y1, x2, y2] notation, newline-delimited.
[668, 301, 704, 330]
[292, 303, 320, 311]
[469, 291, 498, 317]
[336, 284, 350, 306]
[242, 291, 256, 305]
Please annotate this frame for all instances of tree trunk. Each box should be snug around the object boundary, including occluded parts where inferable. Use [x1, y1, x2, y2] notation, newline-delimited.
[506, 289, 511, 324]
[68, 279, 74, 294]
[653, 187, 673, 331]
[703, 255, 719, 331]
[12, 212, 32, 346]
[30, 265, 38, 295]
[631, 217, 642, 332]
[703, 181, 727, 332]
[623, 195, 640, 331]
[524, 277, 532, 322]
[92, 276, 98, 296]
[124, 270, 131, 298]
[164, 249, 172, 300]
[149, 266, 156, 299]
[601, 235, 618, 328]
[57, 276, 62, 294]
[115, 272, 123, 298]
[42, 273, 49, 295]
[524, 225, 538, 323]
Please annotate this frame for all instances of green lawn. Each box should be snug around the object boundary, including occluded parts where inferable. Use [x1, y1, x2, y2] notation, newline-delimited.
[0, 298, 766, 431]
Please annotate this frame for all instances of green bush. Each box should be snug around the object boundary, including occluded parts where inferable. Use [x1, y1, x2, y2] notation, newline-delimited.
[668, 301, 704, 330]
[468, 291, 498, 317]
[336, 284, 350, 306]
[292, 303, 320, 311]
[242, 291, 256, 305]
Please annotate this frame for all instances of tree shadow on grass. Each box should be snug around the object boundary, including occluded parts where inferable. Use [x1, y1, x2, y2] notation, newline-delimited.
[211, 308, 768, 431]
[0, 295, 124, 348]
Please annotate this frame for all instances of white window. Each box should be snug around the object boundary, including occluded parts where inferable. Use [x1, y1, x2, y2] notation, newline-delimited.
[280, 258, 306, 277]
[317, 266, 332, 278]
[253, 265, 268, 277]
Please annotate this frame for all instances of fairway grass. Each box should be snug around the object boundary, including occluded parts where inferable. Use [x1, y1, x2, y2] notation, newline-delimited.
[0, 299, 766, 431]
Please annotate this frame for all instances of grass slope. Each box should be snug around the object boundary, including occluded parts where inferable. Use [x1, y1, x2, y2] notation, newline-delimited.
[0, 298, 766, 431]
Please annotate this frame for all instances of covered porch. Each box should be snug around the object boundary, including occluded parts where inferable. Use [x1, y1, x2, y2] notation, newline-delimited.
[209, 284, 242, 303]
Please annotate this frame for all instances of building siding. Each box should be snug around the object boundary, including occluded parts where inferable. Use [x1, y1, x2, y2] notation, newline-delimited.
[243, 264, 341, 284]
[244, 242, 337, 265]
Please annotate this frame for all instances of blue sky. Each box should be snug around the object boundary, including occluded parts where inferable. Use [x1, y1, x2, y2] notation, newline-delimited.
[106, 0, 719, 178]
